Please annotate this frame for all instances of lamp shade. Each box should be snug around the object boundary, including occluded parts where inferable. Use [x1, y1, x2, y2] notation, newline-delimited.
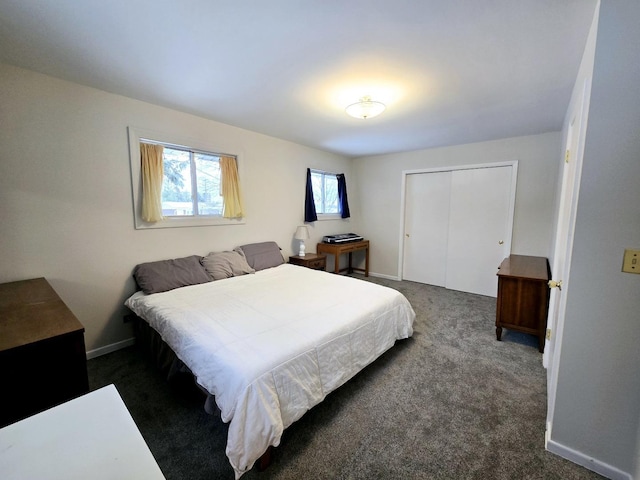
[294, 225, 310, 240]
[345, 96, 386, 119]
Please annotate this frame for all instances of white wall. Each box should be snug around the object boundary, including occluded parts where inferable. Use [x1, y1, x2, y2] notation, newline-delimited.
[352, 132, 561, 278]
[0, 63, 357, 354]
[549, 1, 640, 477]
[636, 423, 640, 480]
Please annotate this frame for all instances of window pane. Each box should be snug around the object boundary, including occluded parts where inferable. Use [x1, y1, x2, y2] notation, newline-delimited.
[324, 175, 339, 213]
[162, 148, 193, 216]
[194, 153, 222, 215]
[311, 171, 323, 213]
[311, 170, 339, 214]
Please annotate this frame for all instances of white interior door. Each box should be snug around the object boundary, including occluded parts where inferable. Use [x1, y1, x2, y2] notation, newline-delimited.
[545, 77, 588, 436]
[403, 171, 451, 286]
[544, 119, 578, 370]
[446, 166, 514, 297]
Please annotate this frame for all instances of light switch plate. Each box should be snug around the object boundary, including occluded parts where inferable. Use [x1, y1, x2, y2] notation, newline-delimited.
[622, 249, 640, 274]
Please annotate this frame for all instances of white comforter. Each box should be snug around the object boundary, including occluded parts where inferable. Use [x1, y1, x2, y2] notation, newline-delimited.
[125, 264, 415, 478]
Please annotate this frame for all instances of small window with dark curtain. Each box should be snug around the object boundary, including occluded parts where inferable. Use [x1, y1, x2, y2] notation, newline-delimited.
[311, 169, 339, 214]
[305, 168, 350, 221]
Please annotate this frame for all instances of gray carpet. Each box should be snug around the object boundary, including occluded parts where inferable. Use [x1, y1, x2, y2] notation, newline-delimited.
[88, 276, 603, 480]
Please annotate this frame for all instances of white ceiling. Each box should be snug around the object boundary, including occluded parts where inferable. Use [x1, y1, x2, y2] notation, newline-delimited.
[0, 0, 597, 158]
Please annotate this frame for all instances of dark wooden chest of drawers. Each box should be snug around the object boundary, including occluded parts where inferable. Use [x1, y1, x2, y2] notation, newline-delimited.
[0, 277, 89, 427]
[495, 255, 551, 352]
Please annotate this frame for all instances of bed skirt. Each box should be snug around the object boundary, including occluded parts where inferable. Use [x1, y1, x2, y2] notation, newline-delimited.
[131, 314, 218, 415]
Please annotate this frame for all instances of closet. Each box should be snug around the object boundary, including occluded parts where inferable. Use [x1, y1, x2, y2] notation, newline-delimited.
[402, 163, 517, 297]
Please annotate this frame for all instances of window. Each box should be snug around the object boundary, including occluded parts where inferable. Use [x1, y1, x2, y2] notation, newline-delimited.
[311, 169, 339, 215]
[160, 146, 224, 217]
[128, 127, 245, 229]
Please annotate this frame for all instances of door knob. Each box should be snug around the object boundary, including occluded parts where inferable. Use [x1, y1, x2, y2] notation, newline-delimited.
[498, 240, 504, 245]
[548, 280, 563, 290]
[406, 233, 410, 237]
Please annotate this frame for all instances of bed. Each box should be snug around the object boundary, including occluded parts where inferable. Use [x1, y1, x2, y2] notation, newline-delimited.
[124, 242, 415, 479]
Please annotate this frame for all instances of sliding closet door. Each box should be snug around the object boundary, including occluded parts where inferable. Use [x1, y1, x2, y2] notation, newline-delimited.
[402, 164, 515, 297]
[446, 166, 513, 296]
[403, 171, 451, 286]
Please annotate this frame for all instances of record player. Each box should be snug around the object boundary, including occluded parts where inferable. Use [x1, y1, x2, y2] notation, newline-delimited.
[322, 233, 364, 244]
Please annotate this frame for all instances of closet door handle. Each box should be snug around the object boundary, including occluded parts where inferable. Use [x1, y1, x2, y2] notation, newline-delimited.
[498, 240, 504, 245]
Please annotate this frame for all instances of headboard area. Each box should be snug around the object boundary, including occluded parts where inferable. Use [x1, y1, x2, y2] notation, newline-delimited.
[132, 242, 285, 294]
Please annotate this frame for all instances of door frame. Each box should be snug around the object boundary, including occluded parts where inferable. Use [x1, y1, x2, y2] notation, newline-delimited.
[398, 160, 518, 281]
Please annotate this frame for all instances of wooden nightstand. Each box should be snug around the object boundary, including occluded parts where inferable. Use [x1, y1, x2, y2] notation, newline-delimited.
[289, 253, 326, 271]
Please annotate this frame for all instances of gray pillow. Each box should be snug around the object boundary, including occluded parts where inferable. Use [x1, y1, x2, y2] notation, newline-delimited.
[201, 251, 255, 280]
[235, 241, 285, 271]
[133, 255, 212, 294]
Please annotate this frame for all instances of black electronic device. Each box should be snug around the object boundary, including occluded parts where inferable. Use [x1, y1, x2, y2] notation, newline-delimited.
[322, 233, 364, 244]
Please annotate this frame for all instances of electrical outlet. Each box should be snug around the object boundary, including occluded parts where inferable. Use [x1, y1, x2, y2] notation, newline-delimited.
[622, 249, 640, 274]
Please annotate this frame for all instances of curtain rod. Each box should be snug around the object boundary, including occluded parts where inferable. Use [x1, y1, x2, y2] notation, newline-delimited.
[140, 138, 237, 159]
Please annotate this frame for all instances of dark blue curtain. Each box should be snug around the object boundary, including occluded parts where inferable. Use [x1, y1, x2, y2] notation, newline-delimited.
[304, 168, 317, 222]
[337, 173, 350, 219]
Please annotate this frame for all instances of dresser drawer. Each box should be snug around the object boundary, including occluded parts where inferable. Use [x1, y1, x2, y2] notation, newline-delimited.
[306, 258, 326, 270]
[289, 254, 326, 270]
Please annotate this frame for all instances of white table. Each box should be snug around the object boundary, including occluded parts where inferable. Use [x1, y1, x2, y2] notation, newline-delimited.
[0, 384, 165, 480]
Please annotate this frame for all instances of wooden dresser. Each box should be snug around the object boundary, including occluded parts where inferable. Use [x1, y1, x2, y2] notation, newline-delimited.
[495, 255, 551, 352]
[0, 278, 89, 427]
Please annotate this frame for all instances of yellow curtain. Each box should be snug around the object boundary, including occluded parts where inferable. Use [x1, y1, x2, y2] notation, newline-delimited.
[220, 155, 244, 218]
[140, 142, 164, 222]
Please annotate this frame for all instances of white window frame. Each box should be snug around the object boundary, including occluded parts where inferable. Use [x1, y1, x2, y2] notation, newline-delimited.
[128, 127, 246, 229]
[310, 168, 342, 220]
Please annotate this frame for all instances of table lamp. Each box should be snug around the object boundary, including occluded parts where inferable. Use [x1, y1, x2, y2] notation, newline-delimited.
[294, 226, 310, 256]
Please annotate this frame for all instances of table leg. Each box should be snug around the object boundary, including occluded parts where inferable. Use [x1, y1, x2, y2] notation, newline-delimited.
[333, 254, 340, 274]
[365, 247, 369, 277]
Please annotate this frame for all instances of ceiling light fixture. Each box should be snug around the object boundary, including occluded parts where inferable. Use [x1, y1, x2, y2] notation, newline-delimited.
[345, 96, 386, 119]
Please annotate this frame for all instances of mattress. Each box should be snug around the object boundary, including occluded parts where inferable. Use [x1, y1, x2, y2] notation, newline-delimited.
[125, 264, 415, 478]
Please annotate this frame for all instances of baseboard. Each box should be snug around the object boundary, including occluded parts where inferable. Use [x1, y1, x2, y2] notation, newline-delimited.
[369, 272, 400, 281]
[86, 337, 135, 360]
[546, 437, 632, 480]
